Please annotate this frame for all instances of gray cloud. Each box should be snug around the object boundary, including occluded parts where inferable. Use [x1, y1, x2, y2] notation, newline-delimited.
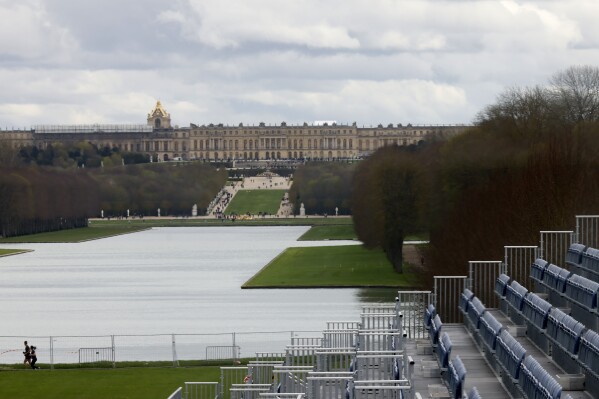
[1, 0, 599, 127]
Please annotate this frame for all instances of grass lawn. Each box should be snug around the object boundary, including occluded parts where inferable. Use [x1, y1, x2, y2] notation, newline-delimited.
[225, 190, 287, 215]
[243, 245, 420, 288]
[298, 225, 357, 241]
[0, 366, 220, 399]
[0, 225, 148, 243]
[0, 249, 30, 256]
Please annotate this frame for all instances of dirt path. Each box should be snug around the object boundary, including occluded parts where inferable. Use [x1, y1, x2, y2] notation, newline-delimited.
[404, 244, 427, 271]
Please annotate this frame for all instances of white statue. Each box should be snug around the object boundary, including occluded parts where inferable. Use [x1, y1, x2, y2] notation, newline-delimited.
[101, 210, 104, 218]
[299, 203, 305, 217]
[192, 204, 198, 217]
[335, 207, 338, 216]
[157, 208, 161, 217]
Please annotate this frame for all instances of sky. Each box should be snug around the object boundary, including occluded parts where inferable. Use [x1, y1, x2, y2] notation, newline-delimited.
[1, 0, 598, 128]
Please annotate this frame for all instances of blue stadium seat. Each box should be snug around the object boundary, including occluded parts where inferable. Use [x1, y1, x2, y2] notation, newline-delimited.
[546, 308, 568, 342]
[519, 355, 562, 399]
[424, 303, 436, 329]
[578, 329, 599, 375]
[495, 329, 526, 380]
[566, 244, 586, 268]
[522, 292, 552, 330]
[467, 297, 486, 329]
[564, 273, 599, 310]
[459, 289, 474, 314]
[430, 314, 443, 346]
[543, 264, 572, 293]
[581, 247, 599, 275]
[554, 314, 585, 355]
[467, 387, 481, 399]
[505, 280, 528, 311]
[448, 355, 466, 399]
[438, 332, 452, 370]
[495, 274, 511, 297]
[479, 311, 503, 352]
[530, 258, 549, 283]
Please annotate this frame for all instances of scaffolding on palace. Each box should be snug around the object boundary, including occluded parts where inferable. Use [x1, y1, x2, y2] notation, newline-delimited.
[32, 124, 153, 134]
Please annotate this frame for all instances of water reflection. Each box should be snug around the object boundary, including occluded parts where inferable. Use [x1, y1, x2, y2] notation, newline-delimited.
[0, 227, 394, 337]
[356, 288, 399, 303]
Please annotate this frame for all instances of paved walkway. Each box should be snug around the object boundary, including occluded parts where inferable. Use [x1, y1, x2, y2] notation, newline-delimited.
[407, 324, 510, 398]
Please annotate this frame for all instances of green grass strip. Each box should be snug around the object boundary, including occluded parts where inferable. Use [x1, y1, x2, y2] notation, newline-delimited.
[0, 366, 220, 399]
[91, 217, 353, 227]
[0, 249, 30, 256]
[0, 226, 148, 243]
[243, 245, 419, 288]
[298, 225, 357, 241]
[225, 189, 287, 215]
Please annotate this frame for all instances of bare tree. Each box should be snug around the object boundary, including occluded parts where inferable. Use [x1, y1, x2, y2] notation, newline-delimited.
[549, 65, 599, 124]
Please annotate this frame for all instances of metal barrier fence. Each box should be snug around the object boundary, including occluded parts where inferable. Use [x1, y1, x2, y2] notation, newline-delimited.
[184, 382, 219, 399]
[433, 276, 467, 323]
[576, 215, 599, 248]
[396, 291, 432, 339]
[539, 231, 573, 266]
[504, 246, 537, 291]
[468, 261, 504, 308]
[0, 330, 321, 368]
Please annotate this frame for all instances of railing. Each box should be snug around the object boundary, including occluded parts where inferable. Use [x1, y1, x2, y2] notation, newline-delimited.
[396, 290, 432, 339]
[539, 231, 573, 266]
[504, 246, 537, 291]
[433, 276, 467, 323]
[468, 261, 504, 308]
[576, 215, 599, 248]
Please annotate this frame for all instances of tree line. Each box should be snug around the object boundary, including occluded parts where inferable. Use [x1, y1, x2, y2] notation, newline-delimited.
[290, 66, 599, 279]
[18, 141, 149, 168]
[289, 162, 355, 215]
[0, 158, 227, 236]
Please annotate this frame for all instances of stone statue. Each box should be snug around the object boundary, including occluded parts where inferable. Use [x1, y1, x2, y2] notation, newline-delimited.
[192, 204, 198, 217]
[300, 203, 305, 217]
[157, 208, 161, 217]
[335, 207, 338, 216]
[127, 209, 130, 218]
[101, 210, 104, 218]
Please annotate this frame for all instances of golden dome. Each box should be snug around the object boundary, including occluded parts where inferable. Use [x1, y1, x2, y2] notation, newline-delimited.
[149, 100, 168, 118]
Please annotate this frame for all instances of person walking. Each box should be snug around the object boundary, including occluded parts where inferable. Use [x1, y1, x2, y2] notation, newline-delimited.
[29, 345, 39, 369]
[23, 341, 31, 366]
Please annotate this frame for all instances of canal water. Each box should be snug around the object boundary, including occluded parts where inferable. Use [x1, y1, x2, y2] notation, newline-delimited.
[0, 227, 396, 338]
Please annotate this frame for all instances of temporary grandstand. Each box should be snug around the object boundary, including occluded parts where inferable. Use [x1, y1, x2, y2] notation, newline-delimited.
[168, 215, 599, 399]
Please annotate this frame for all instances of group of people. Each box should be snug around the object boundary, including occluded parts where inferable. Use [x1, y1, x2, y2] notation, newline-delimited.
[23, 341, 39, 369]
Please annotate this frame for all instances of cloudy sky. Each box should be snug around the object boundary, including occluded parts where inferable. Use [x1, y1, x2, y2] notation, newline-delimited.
[0, 0, 598, 128]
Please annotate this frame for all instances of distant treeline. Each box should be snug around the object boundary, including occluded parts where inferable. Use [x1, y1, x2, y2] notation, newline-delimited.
[0, 167, 98, 237]
[91, 163, 227, 217]
[19, 141, 149, 168]
[289, 162, 355, 215]
[0, 160, 227, 236]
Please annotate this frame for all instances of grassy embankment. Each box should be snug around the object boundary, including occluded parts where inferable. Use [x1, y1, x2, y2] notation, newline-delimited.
[0, 249, 30, 256]
[298, 224, 357, 240]
[243, 245, 420, 288]
[224, 189, 286, 215]
[0, 225, 149, 243]
[0, 366, 220, 399]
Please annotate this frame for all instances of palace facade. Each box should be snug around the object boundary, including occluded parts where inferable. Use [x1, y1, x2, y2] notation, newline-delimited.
[1, 102, 468, 161]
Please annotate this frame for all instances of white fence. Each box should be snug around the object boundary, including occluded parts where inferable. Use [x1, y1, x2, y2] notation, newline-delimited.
[0, 330, 320, 369]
